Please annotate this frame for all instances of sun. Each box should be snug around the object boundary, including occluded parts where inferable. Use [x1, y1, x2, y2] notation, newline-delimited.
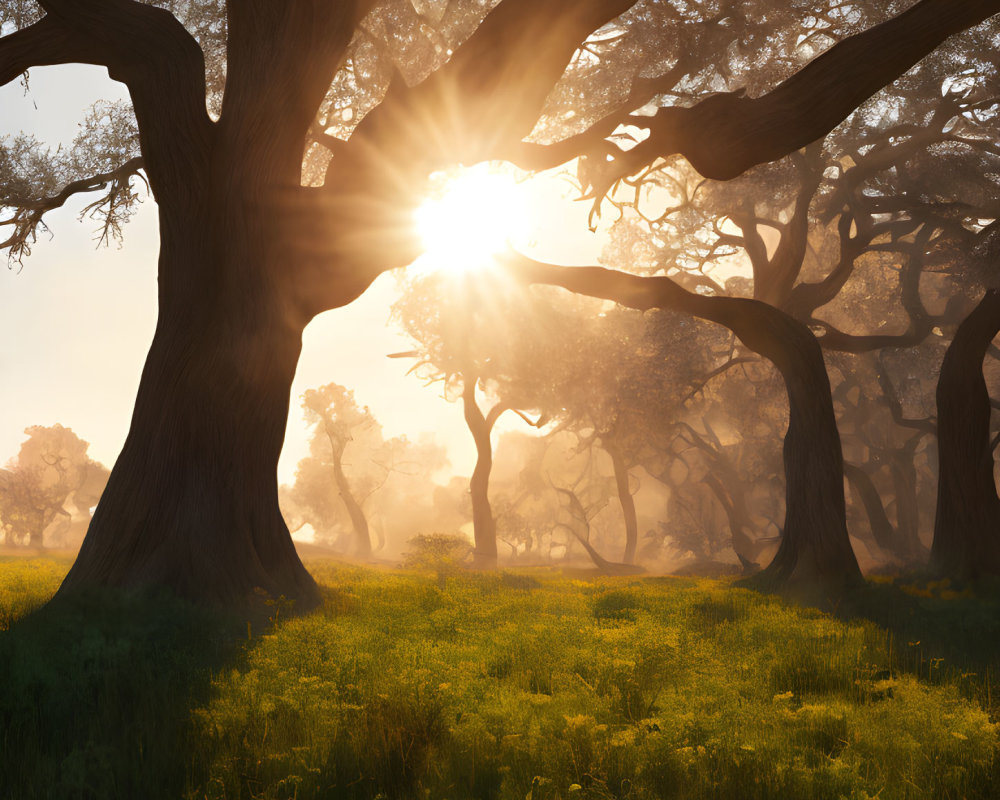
[413, 165, 527, 274]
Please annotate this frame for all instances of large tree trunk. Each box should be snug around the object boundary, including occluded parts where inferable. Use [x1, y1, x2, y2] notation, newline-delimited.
[931, 289, 1000, 578]
[723, 302, 862, 590]
[606, 443, 638, 564]
[508, 260, 862, 591]
[330, 444, 372, 560]
[57, 222, 320, 610]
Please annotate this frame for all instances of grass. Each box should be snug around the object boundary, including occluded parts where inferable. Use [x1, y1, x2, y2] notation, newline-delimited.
[1, 558, 999, 799]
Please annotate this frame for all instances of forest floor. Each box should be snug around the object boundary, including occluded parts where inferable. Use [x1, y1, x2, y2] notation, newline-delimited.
[2, 556, 1000, 800]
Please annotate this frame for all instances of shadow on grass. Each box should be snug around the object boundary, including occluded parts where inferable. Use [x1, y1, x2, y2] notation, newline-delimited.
[0, 589, 246, 800]
[834, 577, 1000, 701]
[736, 572, 1000, 723]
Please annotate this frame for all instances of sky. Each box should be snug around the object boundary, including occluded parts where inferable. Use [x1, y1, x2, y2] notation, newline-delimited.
[0, 64, 609, 486]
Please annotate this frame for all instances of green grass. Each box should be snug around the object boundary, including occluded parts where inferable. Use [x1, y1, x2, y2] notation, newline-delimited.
[1, 558, 999, 799]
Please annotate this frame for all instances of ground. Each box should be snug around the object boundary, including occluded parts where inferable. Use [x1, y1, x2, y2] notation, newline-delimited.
[1, 556, 999, 799]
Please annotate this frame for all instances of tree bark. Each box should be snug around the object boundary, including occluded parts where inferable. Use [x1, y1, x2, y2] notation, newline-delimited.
[606, 444, 638, 564]
[507, 258, 862, 591]
[931, 288, 1000, 578]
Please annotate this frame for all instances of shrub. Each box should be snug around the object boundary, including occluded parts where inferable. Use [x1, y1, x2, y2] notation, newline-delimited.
[403, 532, 472, 587]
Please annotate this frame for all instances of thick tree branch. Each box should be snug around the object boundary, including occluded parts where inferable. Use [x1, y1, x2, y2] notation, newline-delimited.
[331, 0, 638, 187]
[504, 56, 693, 172]
[0, 15, 90, 86]
[756, 145, 825, 309]
[502, 250, 815, 374]
[34, 1, 212, 204]
[585, 0, 1000, 191]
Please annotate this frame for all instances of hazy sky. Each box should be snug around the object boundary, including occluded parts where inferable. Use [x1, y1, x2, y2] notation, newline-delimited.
[0, 64, 608, 486]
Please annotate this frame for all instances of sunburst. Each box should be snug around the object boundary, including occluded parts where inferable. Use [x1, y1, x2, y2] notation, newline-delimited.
[413, 165, 527, 274]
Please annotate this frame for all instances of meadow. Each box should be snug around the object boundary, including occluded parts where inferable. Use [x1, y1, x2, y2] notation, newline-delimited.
[2, 555, 1000, 799]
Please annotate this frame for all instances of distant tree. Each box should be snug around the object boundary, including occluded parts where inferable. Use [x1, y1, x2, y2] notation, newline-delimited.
[831, 354, 935, 565]
[392, 271, 580, 567]
[489, 431, 581, 564]
[299, 384, 380, 558]
[0, 425, 107, 547]
[294, 383, 445, 559]
[536, 306, 728, 566]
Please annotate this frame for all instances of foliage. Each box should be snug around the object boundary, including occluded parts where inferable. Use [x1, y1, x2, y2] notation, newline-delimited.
[3, 558, 1000, 799]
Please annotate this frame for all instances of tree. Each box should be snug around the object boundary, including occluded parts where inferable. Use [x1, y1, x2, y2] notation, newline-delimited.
[392, 271, 568, 567]
[299, 383, 380, 558]
[528, 306, 729, 567]
[0, 424, 107, 548]
[504, 258, 866, 589]
[3, 0, 996, 606]
[291, 382, 446, 557]
[501, 6, 1000, 588]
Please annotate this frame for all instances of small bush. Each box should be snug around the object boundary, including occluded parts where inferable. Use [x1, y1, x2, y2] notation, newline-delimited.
[403, 532, 472, 587]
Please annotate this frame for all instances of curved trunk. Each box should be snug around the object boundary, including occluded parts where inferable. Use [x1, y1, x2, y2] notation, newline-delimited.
[703, 472, 760, 565]
[508, 261, 862, 591]
[607, 444, 638, 564]
[931, 288, 1000, 578]
[552, 486, 644, 575]
[58, 207, 320, 610]
[718, 302, 861, 590]
[843, 462, 898, 554]
[462, 378, 501, 568]
[330, 442, 371, 560]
